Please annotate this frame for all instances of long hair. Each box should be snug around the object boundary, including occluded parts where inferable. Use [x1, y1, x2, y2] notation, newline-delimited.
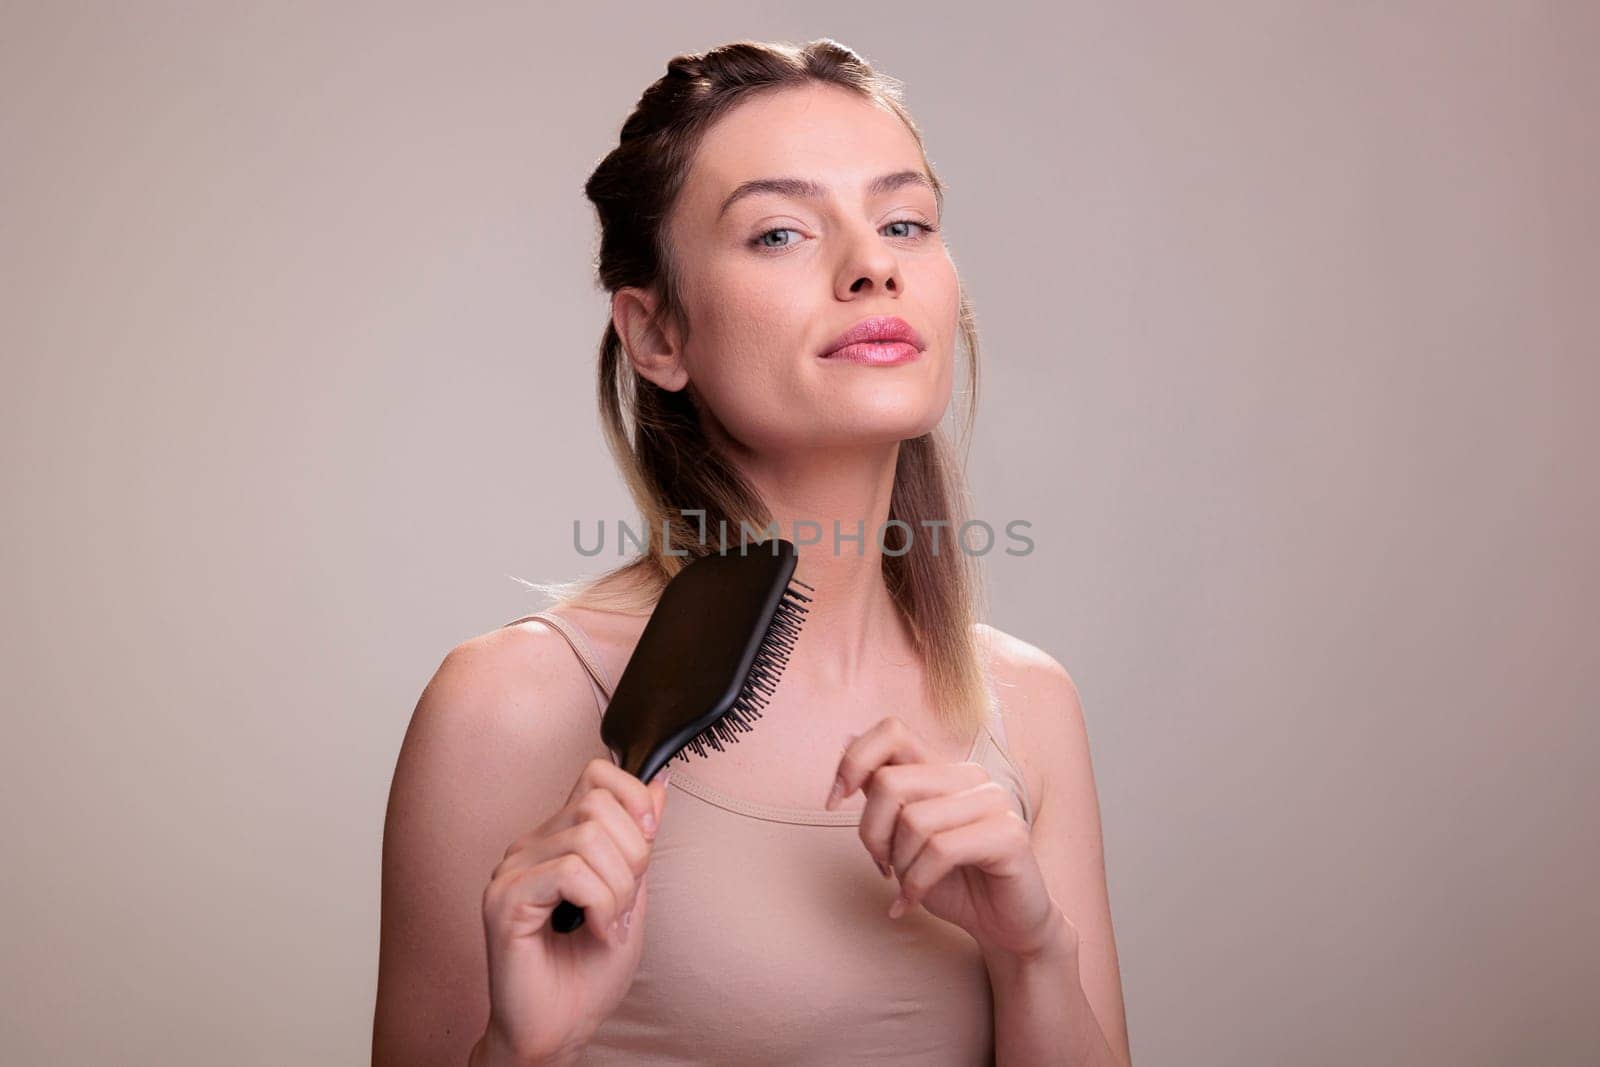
[526, 38, 995, 737]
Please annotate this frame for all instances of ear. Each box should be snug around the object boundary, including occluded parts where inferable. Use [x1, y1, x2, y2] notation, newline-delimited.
[613, 287, 689, 392]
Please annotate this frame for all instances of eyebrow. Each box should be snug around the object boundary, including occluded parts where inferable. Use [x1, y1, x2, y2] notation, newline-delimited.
[716, 169, 941, 220]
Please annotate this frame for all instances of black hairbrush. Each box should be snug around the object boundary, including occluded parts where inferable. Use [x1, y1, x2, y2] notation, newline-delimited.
[551, 538, 813, 934]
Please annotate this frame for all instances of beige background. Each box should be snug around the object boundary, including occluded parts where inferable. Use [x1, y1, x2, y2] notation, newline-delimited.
[3, 2, 1595, 1064]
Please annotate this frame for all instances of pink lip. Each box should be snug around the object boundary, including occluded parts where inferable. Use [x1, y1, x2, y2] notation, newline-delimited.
[819, 315, 926, 364]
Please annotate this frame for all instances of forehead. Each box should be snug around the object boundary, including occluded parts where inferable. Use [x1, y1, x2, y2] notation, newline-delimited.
[679, 84, 931, 219]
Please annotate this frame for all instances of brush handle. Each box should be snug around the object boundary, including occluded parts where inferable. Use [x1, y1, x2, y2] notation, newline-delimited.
[551, 899, 586, 933]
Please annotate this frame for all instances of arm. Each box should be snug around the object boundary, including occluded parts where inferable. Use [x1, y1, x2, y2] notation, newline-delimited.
[371, 627, 609, 1067]
[985, 916, 1124, 1067]
[982, 633, 1132, 1067]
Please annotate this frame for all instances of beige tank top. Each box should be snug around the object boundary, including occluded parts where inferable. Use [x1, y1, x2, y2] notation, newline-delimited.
[502, 610, 1035, 1066]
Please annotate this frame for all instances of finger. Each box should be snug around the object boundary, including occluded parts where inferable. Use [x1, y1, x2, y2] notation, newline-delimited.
[547, 819, 639, 936]
[891, 813, 1030, 918]
[513, 788, 652, 881]
[885, 781, 1014, 878]
[857, 762, 991, 875]
[559, 777, 668, 920]
[565, 758, 660, 841]
[647, 768, 670, 829]
[826, 716, 930, 810]
[487, 851, 622, 944]
[502, 782, 653, 871]
[538, 775, 670, 925]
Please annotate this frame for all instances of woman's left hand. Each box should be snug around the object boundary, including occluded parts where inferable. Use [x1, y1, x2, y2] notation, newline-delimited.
[826, 715, 1075, 961]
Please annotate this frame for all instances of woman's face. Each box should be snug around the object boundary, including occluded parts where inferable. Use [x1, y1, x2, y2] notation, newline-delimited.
[644, 83, 959, 456]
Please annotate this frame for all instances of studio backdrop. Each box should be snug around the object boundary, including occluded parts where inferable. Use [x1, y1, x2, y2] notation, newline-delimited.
[2, 3, 1594, 1065]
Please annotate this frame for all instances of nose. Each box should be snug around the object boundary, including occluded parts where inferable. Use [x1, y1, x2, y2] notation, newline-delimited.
[834, 222, 901, 299]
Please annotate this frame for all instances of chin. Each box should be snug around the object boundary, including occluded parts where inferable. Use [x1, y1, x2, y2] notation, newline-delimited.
[820, 400, 947, 444]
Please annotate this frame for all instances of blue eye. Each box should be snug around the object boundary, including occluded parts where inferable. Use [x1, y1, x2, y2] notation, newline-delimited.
[882, 218, 936, 240]
[749, 217, 939, 252]
[753, 227, 803, 249]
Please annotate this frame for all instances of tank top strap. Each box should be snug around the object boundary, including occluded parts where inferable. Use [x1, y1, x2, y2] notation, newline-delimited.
[973, 723, 1033, 828]
[501, 610, 614, 723]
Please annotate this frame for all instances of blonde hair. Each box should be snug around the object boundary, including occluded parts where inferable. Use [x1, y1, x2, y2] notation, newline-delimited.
[522, 38, 994, 737]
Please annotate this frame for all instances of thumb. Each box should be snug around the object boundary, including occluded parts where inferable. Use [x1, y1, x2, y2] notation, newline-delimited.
[650, 769, 670, 818]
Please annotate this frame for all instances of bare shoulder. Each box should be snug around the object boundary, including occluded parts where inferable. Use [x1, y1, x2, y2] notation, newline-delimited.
[398, 618, 616, 817]
[424, 619, 612, 760]
[974, 621, 1082, 700]
[972, 622, 1089, 820]
[515, 602, 650, 688]
[372, 622, 608, 1066]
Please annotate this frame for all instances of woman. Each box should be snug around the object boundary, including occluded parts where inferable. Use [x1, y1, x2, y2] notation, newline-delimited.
[374, 38, 1131, 1067]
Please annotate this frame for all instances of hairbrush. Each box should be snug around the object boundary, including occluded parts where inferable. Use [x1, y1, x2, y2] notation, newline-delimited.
[551, 537, 813, 934]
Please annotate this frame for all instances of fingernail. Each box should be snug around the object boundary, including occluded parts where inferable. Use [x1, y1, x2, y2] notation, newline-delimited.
[610, 918, 621, 941]
[888, 895, 908, 920]
[641, 811, 657, 836]
[826, 775, 845, 809]
[875, 858, 892, 879]
[623, 906, 633, 932]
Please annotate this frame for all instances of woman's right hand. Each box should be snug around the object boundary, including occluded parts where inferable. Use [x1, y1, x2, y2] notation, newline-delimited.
[477, 757, 670, 1064]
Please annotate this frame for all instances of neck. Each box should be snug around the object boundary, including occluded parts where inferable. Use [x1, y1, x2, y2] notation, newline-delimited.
[730, 441, 913, 691]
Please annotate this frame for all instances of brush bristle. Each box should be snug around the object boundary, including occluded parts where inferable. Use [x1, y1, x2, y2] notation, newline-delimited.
[675, 578, 815, 761]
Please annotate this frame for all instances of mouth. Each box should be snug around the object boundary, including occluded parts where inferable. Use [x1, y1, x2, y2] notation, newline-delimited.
[818, 315, 926, 365]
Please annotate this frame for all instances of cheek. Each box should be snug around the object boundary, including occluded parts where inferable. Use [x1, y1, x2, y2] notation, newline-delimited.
[683, 280, 815, 442]
[680, 252, 963, 448]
